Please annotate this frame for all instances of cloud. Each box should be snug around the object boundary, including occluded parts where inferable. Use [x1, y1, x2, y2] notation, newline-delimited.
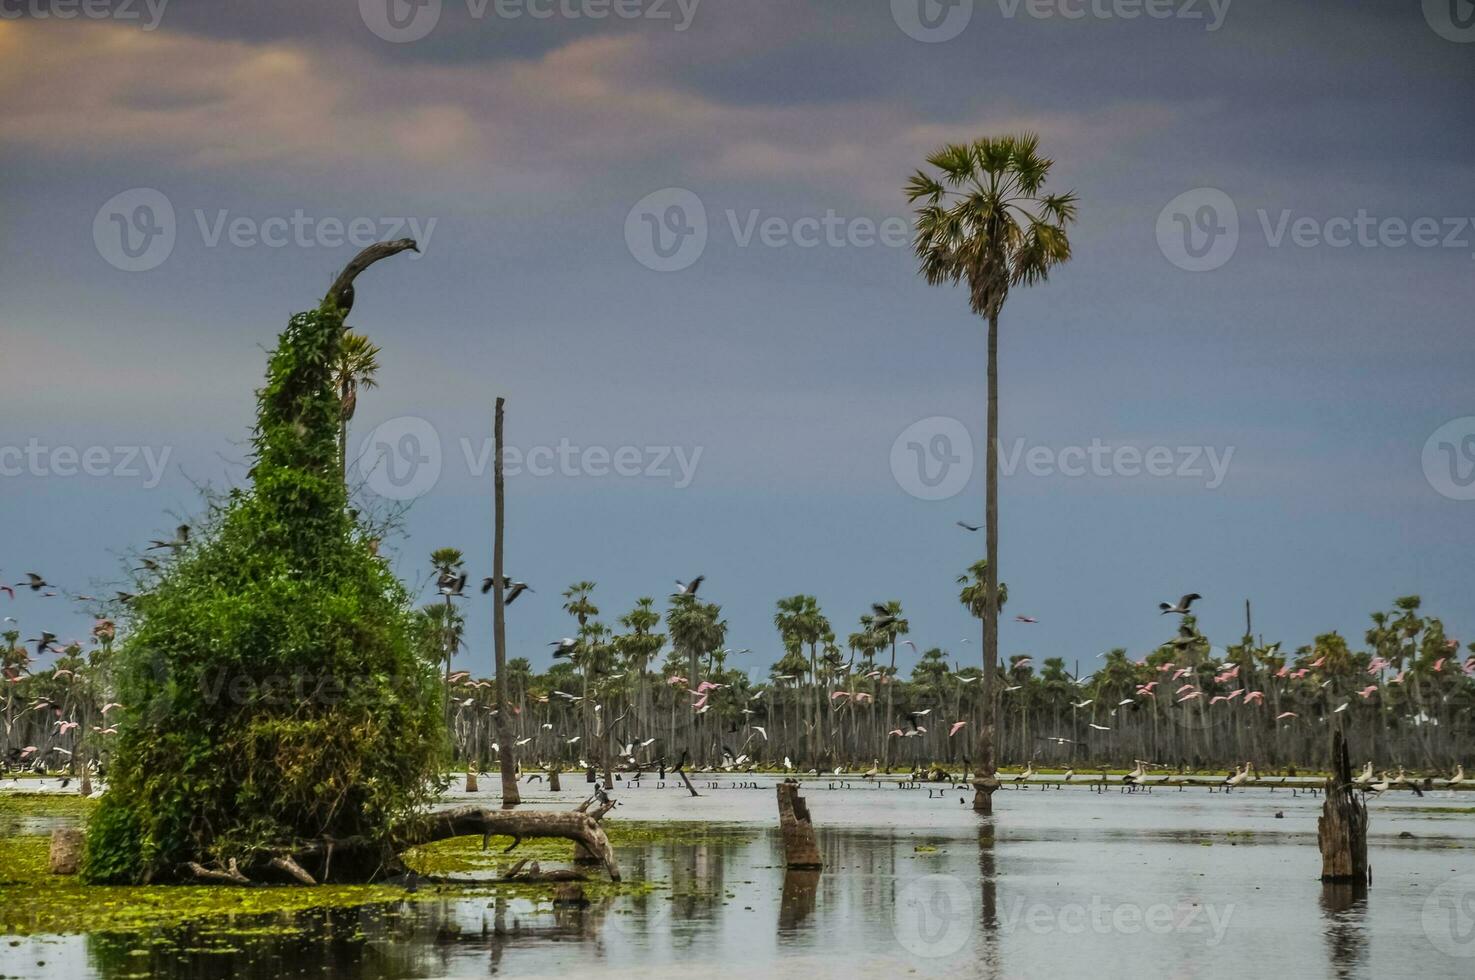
[0, 19, 1181, 204]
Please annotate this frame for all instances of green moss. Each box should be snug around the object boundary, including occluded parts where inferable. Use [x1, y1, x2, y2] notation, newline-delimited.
[2, 801, 683, 937]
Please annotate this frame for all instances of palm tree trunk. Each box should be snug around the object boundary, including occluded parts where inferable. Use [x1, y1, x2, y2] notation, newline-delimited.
[974, 310, 1001, 813]
[492, 398, 520, 805]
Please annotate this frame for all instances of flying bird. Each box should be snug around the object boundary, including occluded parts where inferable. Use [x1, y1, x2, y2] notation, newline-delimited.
[956, 521, 982, 532]
[147, 525, 190, 551]
[672, 576, 705, 597]
[1159, 593, 1202, 615]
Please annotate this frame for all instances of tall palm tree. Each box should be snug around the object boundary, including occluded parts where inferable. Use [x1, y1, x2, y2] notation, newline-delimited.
[774, 595, 829, 766]
[669, 595, 727, 763]
[333, 331, 381, 479]
[907, 134, 1077, 813]
[868, 600, 908, 769]
[430, 547, 466, 732]
[616, 598, 665, 742]
[562, 582, 600, 749]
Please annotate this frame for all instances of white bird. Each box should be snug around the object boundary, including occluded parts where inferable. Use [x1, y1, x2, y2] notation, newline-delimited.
[672, 576, 705, 597]
[1070, 699, 1094, 709]
[751, 726, 768, 741]
[1159, 593, 1202, 615]
[1089, 723, 1111, 731]
[783, 756, 794, 771]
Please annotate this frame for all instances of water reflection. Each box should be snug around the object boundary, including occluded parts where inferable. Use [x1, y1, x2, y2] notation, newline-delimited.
[0, 789, 1461, 980]
[1318, 881, 1369, 980]
[976, 820, 1001, 979]
[779, 869, 820, 933]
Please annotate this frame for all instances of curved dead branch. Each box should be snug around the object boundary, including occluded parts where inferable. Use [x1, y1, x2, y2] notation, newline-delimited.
[323, 239, 419, 318]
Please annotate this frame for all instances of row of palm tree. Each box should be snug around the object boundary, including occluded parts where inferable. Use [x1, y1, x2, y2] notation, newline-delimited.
[3, 591, 1471, 781]
[408, 580, 1474, 779]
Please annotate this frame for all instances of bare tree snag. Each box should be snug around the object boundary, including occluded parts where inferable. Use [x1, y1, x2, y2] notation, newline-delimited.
[186, 859, 250, 885]
[323, 239, 419, 318]
[777, 781, 822, 870]
[492, 396, 520, 806]
[399, 807, 620, 881]
[49, 829, 84, 875]
[269, 855, 319, 886]
[572, 797, 617, 866]
[1319, 728, 1368, 883]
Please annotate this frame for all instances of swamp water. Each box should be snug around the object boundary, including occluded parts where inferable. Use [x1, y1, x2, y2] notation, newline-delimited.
[2, 775, 1472, 979]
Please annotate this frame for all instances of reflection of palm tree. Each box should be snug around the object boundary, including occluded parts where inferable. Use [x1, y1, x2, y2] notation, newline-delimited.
[333, 331, 381, 478]
[909, 134, 1076, 811]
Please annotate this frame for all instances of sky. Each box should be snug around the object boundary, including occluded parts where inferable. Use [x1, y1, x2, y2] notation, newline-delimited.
[2, 0, 1473, 681]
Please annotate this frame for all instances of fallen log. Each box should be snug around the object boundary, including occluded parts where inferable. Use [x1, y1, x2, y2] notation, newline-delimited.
[396, 806, 620, 882]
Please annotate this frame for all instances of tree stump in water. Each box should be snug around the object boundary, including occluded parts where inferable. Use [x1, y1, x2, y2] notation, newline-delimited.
[971, 773, 1000, 814]
[776, 781, 822, 869]
[1318, 729, 1368, 883]
[465, 771, 479, 793]
[549, 768, 561, 791]
[49, 829, 84, 875]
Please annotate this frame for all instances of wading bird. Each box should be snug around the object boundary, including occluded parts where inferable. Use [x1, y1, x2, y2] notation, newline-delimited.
[1159, 593, 1202, 615]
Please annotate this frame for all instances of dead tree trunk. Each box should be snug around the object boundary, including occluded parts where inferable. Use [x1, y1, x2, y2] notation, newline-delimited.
[182, 807, 621, 885]
[776, 781, 822, 870]
[492, 397, 520, 806]
[573, 797, 617, 866]
[1318, 729, 1368, 883]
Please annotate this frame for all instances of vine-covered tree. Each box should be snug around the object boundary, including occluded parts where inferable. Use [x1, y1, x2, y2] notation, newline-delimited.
[84, 241, 448, 884]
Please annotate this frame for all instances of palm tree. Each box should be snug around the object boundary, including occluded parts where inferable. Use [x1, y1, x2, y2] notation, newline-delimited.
[955, 556, 1010, 800]
[774, 595, 830, 767]
[668, 595, 727, 763]
[908, 135, 1076, 811]
[430, 547, 466, 732]
[616, 598, 665, 743]
[562, 582, 600, 750]
[868, 600, 908, 770]
[333, 331, 381, 479]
